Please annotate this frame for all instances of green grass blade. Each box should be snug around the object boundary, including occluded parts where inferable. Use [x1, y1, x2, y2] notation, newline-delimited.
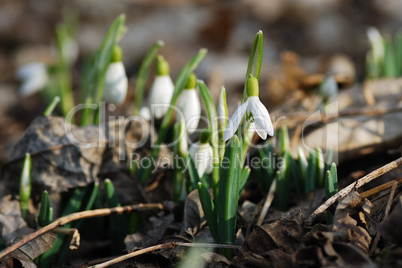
[325, 163, 338, 224]
[187, 154, 200, 192]
[197, 182, 218, 242]
[19, 153, 31, 220]
[133, 40, 164, 115]
[278, 125, 290, 157]
[104, 178, 127, 254]
[43, 96, 61, 116]
[217, 135, 241, 247]
[198, 80, 219, 197]
[382, 37, 398, 77]
[55, 25, 74, 118]
[140, 48, 207, 183]
[239, 166, 251, 195]
[305, 150, 316, 193]
[40, 187, 87, 268]
[315, 147, 325, 188]
[38, 191, 51, 227]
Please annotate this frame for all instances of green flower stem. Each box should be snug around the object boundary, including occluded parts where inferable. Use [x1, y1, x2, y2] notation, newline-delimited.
[81, 14, 126, 126]
[38, 191, 51, 227]
[19, 153, 31, 220]
[56, 25, 74, 119]
[133, 40, 165, 115]
[43, 96, 61, 116]
[198, 80, 219, 198]
[140, 48, 207, 183]
[217, 135, 241, 258]
[325, 163, 338, 224]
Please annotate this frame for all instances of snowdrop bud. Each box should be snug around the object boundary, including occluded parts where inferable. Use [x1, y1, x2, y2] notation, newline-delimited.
[175, 119, 188, 157]
[189, 140, 213, 178]
[367, 27, 384, 64]
[156, 55, 169, 76]
[139, 106, 151, 121]
[217, 86, 228, 132]
[246, 74, 259, 97]
[102, 45, 128, 105]
[177, 73, 201, 135]
[319, 76, 338, 99]
[16, 62, 49, 97]
[149, 56, 174, 119]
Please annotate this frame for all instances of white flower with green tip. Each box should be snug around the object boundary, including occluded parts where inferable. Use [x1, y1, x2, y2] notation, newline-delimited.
[189, 128, 213, 177]
[367, 27, 384, 64]
[16, 62, 49, 97]
[103, 45, 128, 105]
[148, 56, 174, 119]
[223, 75, 273, 141]
[319, 76, 338, 99]
[176, 73, 201, 135]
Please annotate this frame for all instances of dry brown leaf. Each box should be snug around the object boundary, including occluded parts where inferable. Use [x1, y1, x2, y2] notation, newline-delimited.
[244, 209, 305, 255]
[1, 116, 170, 196]
[0, 195, 56, 263]
[380, 195, 402, 245]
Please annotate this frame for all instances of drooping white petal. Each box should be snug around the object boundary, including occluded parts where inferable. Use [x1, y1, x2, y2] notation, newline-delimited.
[149, 75, 174, 119]
[139, 106, 151, 121]
[189, 142, 213, 177]
[223, 100, 248, 141]
[176, 89, 201, 135]
[103, 62, 128, 105]
[16, 62, 48, 97]
[248, 96, 273, 138]
[250, 122, 267, 140]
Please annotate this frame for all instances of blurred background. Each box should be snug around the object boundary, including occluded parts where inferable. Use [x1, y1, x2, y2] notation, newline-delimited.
[1, 0, 402, 163]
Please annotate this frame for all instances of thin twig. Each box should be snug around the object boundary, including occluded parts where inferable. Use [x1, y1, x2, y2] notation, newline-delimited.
[88, 242, 241, 268]
[0, 203, 164, 261]
[256, 179, 277, 226]
[369, 180, 398, 255]
[360, 178, 402, 199]
[306, 156, 402, 225]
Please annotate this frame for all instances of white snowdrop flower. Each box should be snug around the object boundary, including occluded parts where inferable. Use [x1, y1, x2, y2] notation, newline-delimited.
[16, 62, 49, 97]
[176, 73, 201, 135]
[148, 56, 174, 119]
[103, 45, 128, 105]
[367, 27, 384, 63]
[319, 76, 338, 99]
[223, 75, 273, 141]
[139, 106, 151, 121]
[189, 128, 213, 177]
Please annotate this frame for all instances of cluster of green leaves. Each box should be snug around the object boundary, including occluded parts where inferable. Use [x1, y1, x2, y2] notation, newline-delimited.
[182, 32, 263, 259]
[366, 28, 402, 79]
[32, 178, 139, 267]
[255, 125, 338, 215]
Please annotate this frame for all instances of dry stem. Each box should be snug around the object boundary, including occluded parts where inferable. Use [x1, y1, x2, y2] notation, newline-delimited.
[306, 156, 402, 225]
[88, 242, 241, 268]
[0, 203, 164, 261]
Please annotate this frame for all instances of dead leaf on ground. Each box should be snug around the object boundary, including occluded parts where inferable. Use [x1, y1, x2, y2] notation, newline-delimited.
[1, 116, 171, 196]
[380, 195, 402, 245]
[244, 208, 305, 255]
[125, 211, 174, 250]
[0, 195, 56, 263]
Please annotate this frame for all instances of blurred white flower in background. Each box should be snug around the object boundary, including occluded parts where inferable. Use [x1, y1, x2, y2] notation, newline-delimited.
[103, 45, 128, 105]
[148, 55, 174, 120]
[16, 62, 49, 97]
[176, 73, 200, 135]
